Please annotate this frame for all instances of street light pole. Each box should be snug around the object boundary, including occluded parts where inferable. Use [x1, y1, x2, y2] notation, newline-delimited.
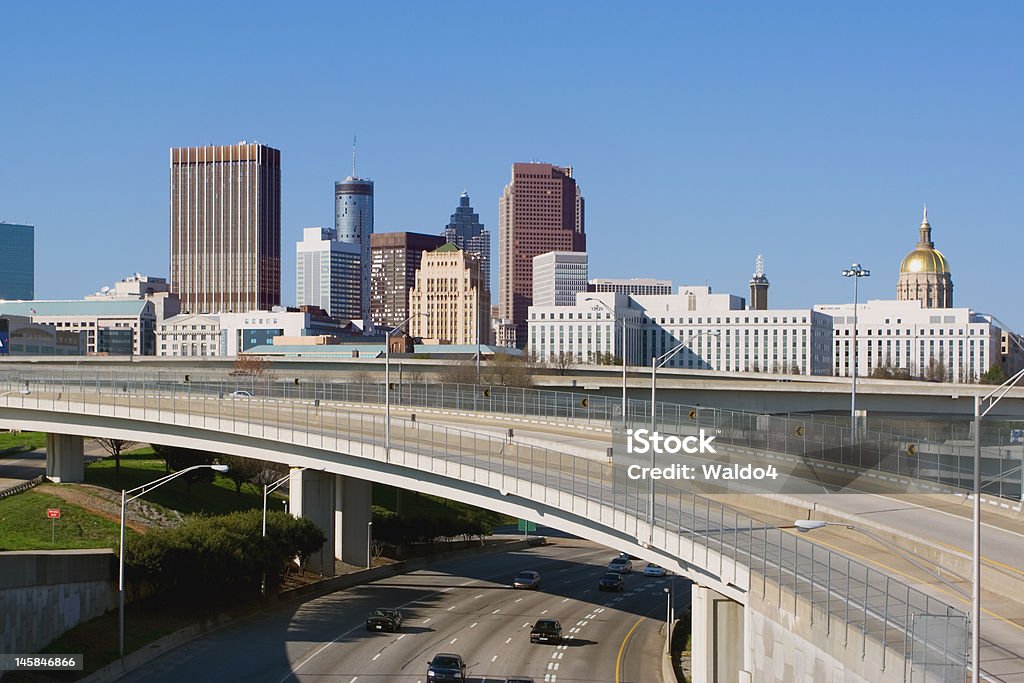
[842, 264, 870, 444]
[119, 464, 229, 662]
[385, 313, 428, 454]
[971, 366, 1024, 680]
[367, 520, 373, 569]
[648, 331, 721, 538]
[263, 468, 304, 537]
[585, 298, 628, 428]
[663, 586, 672, 656]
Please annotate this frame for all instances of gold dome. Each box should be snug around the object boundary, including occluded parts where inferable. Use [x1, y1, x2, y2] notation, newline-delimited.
[899, 205, 950, 274]
[900, 247, 950, 274]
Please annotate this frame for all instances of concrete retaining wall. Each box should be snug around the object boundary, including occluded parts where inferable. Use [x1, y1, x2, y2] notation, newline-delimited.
[0, 550, 117, 656]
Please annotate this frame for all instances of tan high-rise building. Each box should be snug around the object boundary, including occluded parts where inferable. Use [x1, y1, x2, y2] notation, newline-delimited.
[170, 143, 281, 314]
[896, 206, 953, 308]
[409, 243, 489, 345]
[498, 162, 585, 347]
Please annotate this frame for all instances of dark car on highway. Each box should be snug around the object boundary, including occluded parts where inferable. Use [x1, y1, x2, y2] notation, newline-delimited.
[505, 678, 534, 683]
[426, 653, 466, 682]
[599, 571, 625, 592]
[366, 608, 403, 632]
[530, 618, 563, 644]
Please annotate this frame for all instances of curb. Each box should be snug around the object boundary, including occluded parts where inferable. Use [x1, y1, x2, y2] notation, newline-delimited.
[78, 537, 545, 683]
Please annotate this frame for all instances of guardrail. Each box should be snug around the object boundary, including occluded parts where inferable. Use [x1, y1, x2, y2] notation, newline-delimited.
[0, 368, 969, 679]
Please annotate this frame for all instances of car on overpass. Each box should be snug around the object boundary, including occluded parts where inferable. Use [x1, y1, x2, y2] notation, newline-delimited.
[366, 607, 403, 632]
[426, 653, 466, 681]
[504, 678, 534, 683]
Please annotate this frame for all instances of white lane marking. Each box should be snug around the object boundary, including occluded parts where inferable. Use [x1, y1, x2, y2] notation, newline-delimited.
[576, 621, 585, 626]
[540, 609, 548, 615]
[506, 637, 513, 644]
[491, 655, 498, 662]
[492, 608, 501, 614]
[515, 598, 523, 603]
[450, 638, 458, 644]
[474, 594, 484, 599]
[561, 598, 570, 602]
[523, 622, 531, 627]
[470, 622, 478, 628]
[447, 606, 456, 611]
[371, 653, 380, 661]
[422, 618, 431, 624]
[350, 678, 358, 683]
[397, 634, 406, 640]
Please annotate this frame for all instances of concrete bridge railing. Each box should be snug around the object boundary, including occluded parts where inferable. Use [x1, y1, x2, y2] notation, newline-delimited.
[0, 368, 970, 680]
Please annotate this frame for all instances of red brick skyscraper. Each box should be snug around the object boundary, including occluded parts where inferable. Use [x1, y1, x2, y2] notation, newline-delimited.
[498, 163, 585, 347]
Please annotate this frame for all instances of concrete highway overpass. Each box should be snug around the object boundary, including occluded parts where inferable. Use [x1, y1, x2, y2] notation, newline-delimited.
[0, 367, 979, 682]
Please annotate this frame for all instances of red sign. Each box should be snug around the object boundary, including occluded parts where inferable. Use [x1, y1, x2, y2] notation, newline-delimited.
[47, 509, 61, 519]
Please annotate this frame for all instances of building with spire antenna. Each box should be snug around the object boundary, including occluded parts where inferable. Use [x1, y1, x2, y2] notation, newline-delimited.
[335, 137, 374, 319]
[749, 254, 769, 310]
[896, 205, 953, 308]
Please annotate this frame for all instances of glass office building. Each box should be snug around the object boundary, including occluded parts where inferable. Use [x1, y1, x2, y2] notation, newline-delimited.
[335, 176, 374, 320]
[0, 222, 34, 300]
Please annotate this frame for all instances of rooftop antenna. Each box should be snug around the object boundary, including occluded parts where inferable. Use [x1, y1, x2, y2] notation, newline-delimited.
[755, 254, 765, 277]
[352, 135, 357, 178]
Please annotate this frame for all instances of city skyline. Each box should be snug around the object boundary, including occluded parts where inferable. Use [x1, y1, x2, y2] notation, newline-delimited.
[1, 3, 1021, 331]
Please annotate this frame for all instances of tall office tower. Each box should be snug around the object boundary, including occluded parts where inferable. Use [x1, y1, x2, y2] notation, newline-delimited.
[532, 251, 589, 307]
[369, 231, 446, 329]
[749, 254, 769, 310]
[335, 166, 374, 320]
[408, 243, 489, 345]
[444, 192, 491, 293]
[169, 143, 281, 314]
[498, 162, 585, 346]
[0, 222, 34, 300]
[296, 227, 362, 321]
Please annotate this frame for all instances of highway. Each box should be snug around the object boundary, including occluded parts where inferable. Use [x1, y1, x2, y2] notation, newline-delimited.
[117, 537, 681, 683]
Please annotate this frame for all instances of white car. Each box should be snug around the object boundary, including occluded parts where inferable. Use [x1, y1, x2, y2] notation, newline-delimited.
[229, 390, 253, 398]
[642, 563, 667, 577]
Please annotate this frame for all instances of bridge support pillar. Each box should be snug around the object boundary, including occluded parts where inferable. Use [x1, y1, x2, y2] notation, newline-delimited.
[289, 469, 336, 577]
[690, 584, 747, 683]
[45, 434, 84, 483]
[334, 476, 372, 567]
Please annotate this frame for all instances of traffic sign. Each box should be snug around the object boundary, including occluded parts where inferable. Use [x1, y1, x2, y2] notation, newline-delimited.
[46, 509, 61, 519]
[516, 519, 537, 532]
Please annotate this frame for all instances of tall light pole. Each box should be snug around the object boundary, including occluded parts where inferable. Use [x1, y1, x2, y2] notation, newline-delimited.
[663, 586, 672, 656]
[971, 366, 1024, 680]
[119, 464, 229, 661]
[585, 297, 628, 428]
[385, 312, 428, 453]
[649, 331, 720, 537]
[842, 263, 870, 443]
[263, 468, 304, 537]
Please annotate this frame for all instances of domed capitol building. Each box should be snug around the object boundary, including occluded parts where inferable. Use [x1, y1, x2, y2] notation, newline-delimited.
[896, 206, 953, 308]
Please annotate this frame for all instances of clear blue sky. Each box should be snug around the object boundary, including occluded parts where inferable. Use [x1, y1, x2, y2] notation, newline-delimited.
[2, 2, 1021, 330]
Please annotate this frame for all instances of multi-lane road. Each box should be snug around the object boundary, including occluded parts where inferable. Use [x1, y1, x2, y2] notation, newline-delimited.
[118, 536, 684, 683]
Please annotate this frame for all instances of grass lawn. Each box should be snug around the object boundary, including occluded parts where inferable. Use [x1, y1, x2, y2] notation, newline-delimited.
[85, 448, 272, 516]
[372, 483, 516, 527]
[0, 430, 47, 455]
[0, 490, 125, 551]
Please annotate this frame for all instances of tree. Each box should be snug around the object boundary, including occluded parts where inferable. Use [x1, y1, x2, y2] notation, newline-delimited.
[551, 351, 575, 376]
[150, 444, 217, 492]
[217, 454, 275, 496]
[924, 358, 948, 383]
[486, 353, 538, 388]
[979, 364, 1008, 385]
[92, 438, 138, 476]
[232, 355, 272, 378]
[247, 460, 290, 490]
[434, 361, 479, 385]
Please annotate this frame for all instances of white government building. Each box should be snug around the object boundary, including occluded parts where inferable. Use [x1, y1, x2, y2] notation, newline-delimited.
[527, 210, 1012, 381]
